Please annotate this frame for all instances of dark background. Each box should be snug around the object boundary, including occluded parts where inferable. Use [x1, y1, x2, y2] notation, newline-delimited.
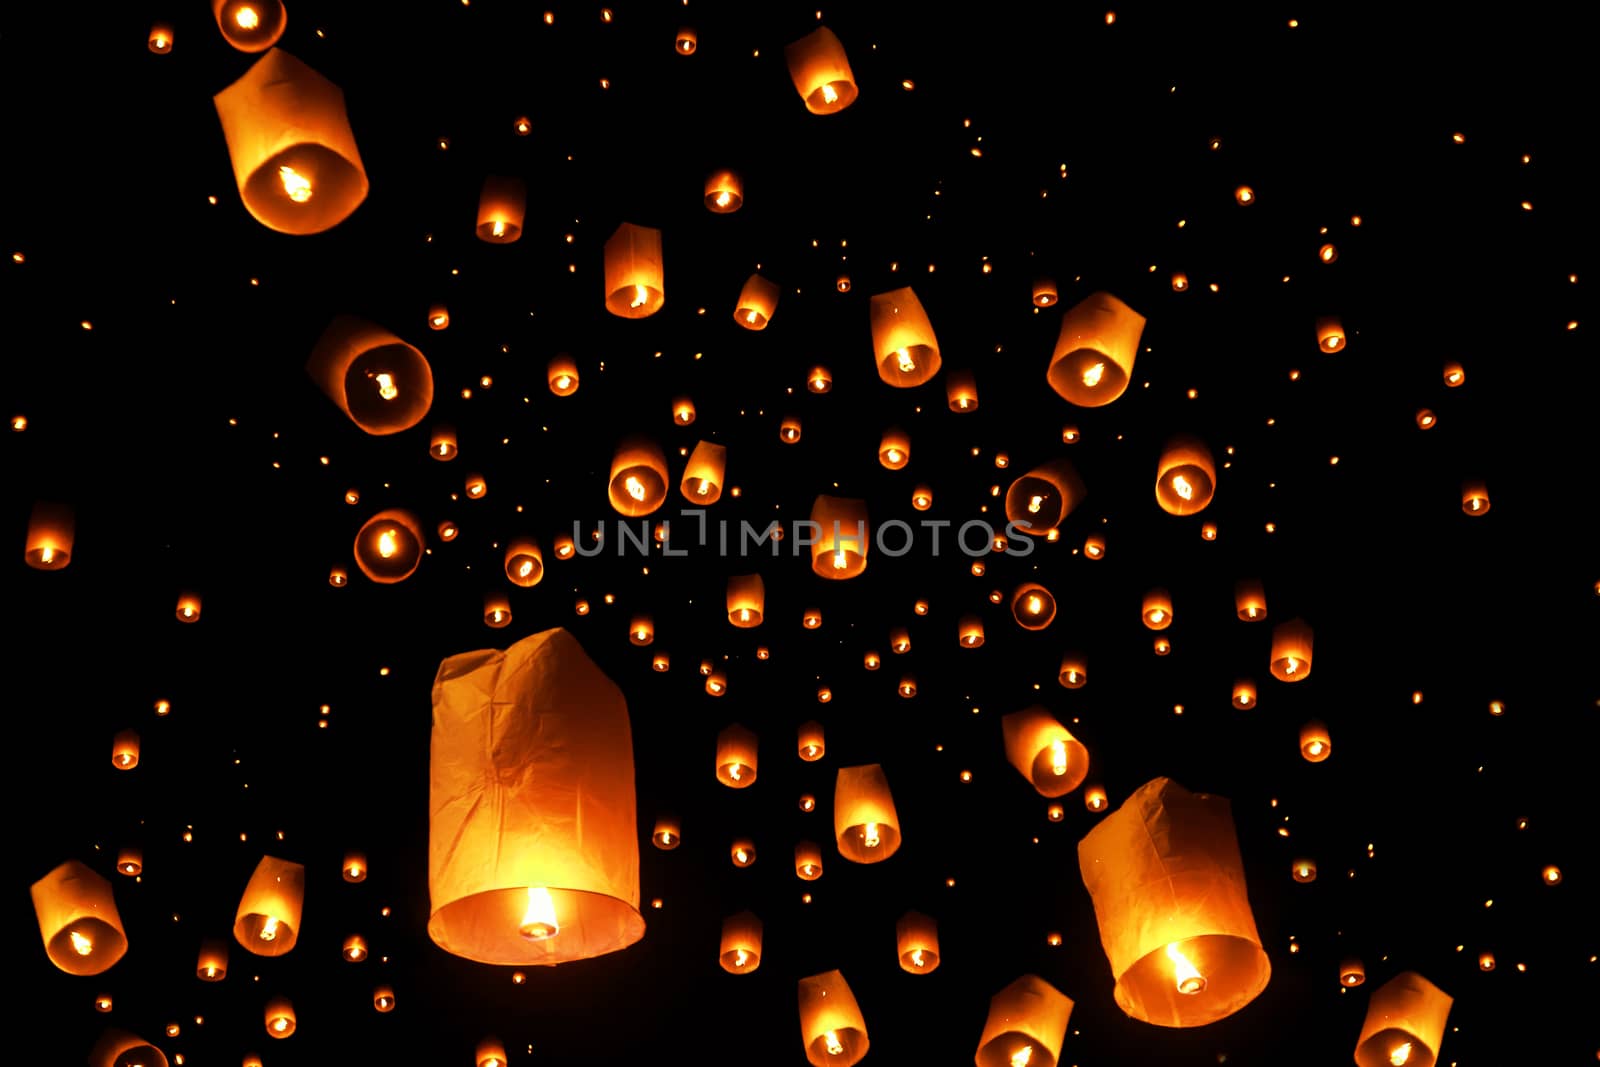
[3, 2, 1594, 1064]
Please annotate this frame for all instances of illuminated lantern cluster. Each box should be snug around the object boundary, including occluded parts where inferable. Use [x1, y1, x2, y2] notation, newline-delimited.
[1002, 706, 1089, 796]
[1048, 292, 1145, 406]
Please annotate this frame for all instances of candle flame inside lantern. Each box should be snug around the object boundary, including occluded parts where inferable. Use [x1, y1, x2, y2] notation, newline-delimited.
[518, 886, 559, 940]
[624, 476, 646, 501]
[40, 546, 55, 564]
[1171, 474, 1193, 500]
[236, 6, 259, 29]
[1389, 1042, 1412, 1066]
[1149, 609, 1165, 624]
[555, 374, 572, 390]
[374, 372, 398, 400]
[630, 284, 649, 309]
[728, 764, 742, 782]
[1284, 657, 1300, 675]
[517, 560, 534, 578]
[377, 529, 399, 558]
[1050, 739, 1068, 775]
[278, 165, 312, 203]
[1167, 941, 1206, 994]
[1082, 361, 1105, 387]
[734, 848, 748, 863]
[1027, 494, 1044, 513]
[911, 948, 925, 967]
[824, 1030, 844, 1055]
[863, 822, 881, 848]
[886, 449, 901, 463]
[715, 191, 731, 208]
[1010, 1046, 1034, 1067]
[821, 83, 839, 105]
[259, 916, 280, 942]
[896, 347, 915, 372]
[1306, 739, 1323, 756]
[70, 930, 93, 956]
[272, 1016, 289, 1033]
[735, 948, 749, 967]
[832, 550, 847, 570]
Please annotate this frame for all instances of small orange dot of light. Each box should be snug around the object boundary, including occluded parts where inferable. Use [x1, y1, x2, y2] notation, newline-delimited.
[959, 770, 972, 782]
[945, 878, 956, 887]
[1452, 132, 1466, 143]
[1289, 369, 1301, 380]
[1186, 388, 1197, 399]
[1412, 691, 1423, 704]
[801, 893, 812, 904]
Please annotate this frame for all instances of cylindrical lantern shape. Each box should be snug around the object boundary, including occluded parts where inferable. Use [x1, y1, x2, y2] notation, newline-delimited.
[1232, 680, 1257, 709]
[428, 628, 645, 965]
[896, 910, 940, 973]
[504, 540, 544, 588]
[197, 938, 229, 980]
[1155, 436, 1216, 515]
[651, 817, 680, 850]
[1341, 959, 1366, 987]
[705, 170, 743, 213]
[727, 573, 765, 627]
[548, 355, 580, 396]
[1270, 619, 1314, 682]
[720, 911, 763, 974]
[213, 49, 367, 234]
[1048, 292, 1145, 406]
[808, 365, 833, 393]
[1058, 654, 1087, 689]
[464, 473, 487, 499]
[1291, 858, 1317, 883]
[343, 852, 367, 882]
[672, 396, 696, 425]
[1084, 534, 1105, 559]
[780, 416, 803, 443]
[835, 764, 901, 862]
[946, 369, 979, 411]
[797, 970, 868, 1066]
[1235, 579, 1267, 621]
[795, 841, 824, 880]
[306, 316, 432, 435]
[798, 721, 826, 761]
[716, 724, 758, 788]
[628, 615, 653, 646]
[428, 304, 450, 330]
[1142, 589, 1174, 630]
[116, 848, 141, 876]
[148, 23, 174, 52]
[1002, 706, 1089, 797]
[1012, 583, 1057, 630]
[651, 653, 669, 672]
[477, 1037, 508, 1067]
[681, 440, 726, 504]
[1316, 316, 1346, 352]
[1461, 480, 1490, 516]
[1354, 972, 1453, 1067]
[175, 593, 202, 623]
[785, 27, 858, 114]
[1085, 785, 1108, 812]
[959, 616, 985, 648]
[810, 495, 869, 578]
[878, 428, 911, 470]
[730, 838, 756, 867]
[889, 627, 910, 654]
[898, 675, 917, 697]
[354, 509, 424, 584]
[1006, 459, 1086, 536]
[24, 501, 73, 569]
[1299, 721, 1331, 762]
[706, 672, 728, 696]
[476, 176, 526, 243]
[430, 425, 458, 460]
[804, 608, 823, 630]
[870, 287, 940, 387]
[30, 860, 127, 976]
[608, 438, 668, 516]
[373, 986, 395, 1011]
[112, 729, 140, 770]
[1443, 362, 1465, 387]
[676, 27, 697, 54]
[1172, 272, 1189, 291]
[234, 855, 305, 957]
[264, 995, 295, 1038]
[1077, 776, 1271, 1027]
[1033, 278, 1059, 307]
[213, 0, 286, 52]
[484, 594, 512, 629]
[734, 274, 780, 330]
[975, 975, 1074, 1067]
[88, 1030, 167, 1067]
[603, 222, 665, 318]
[552, 534, 576, 561]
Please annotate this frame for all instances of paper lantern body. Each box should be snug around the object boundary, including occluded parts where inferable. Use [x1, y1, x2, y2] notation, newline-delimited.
[1005, 459, 1085, 535]
[811, 495, 869, 578]
[785, 27, 858, 114]
[705, 170, 743, 212]
[233, 855, 306, 956]
[716, 724, 759, 787]
[735, 273, 781, 330]
[682, 440, 727, 504]
[476, 176, 526, 243]
[353, 509, 425, 584]
[1048, 292, 1145, 406]
[896, 910, 940, 974]
[31, 860, 127, 975]
[869, 287, 941, 387]
[213, 0, 285, 52]
[1354, 972, 1453, 1067]
[975, 974, 1074, 1067]
[1155, 436, 1217, 515]
[89, 1029, 168, 1067]
[797, 969, 869, 1066]
[727, 573, 765, 627]
[25, 501, 73, 569]
[604, 223, 665, 318]
[428, 628, 645, 965]
[1002, 707, 1089, 797]
[213, 49, 367, 234]
[1271, 618, 1314, 682]
[835, 764, 901, 862]
[306, 316, 433, 435]
[1077, 777, 1271, 1027]
[719, 911, 763, 974]
[608, 438, 669, 516]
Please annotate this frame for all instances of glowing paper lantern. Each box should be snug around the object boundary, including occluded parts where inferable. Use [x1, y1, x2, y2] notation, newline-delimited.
[1172, 272, 1189, 291]
[353, 509, 424, 584]
[878, 428, 911, 470]
[811, 495, 869, 579]
[112, 729, 140, 770]
[1005, 459, 1085, 536]
[24, 501, 73, 570]
[1002, 706, 1089, 797]
[343, 852, 367, 882]
[797, 970, 868, 1066]
[477, 1037, 508, 1067]
[603, 223, 664, 319]
[795, 841, 824, 880]
[720, 912, 762, 974]
[1341, 959, 1366, 987]
[306, 316, 432, 435]
[727, 574, 765, 627]
[148, 23, 174, 53]
[504, 540, 544, 588]
[264, 995, 295, 1038]
[213, 0, 285, 52]
[675, 27, 697, 54]
[705, 170, 743, 212]
[1084, 534, 1105, 559]
[651, 817, 680, 850]
[1232, 680, 1257, 709]
[1155, 436, 1216, 515]
[798, 721, 826, 761]
[896, 911, 940, 973]
[947, 369, 979, 411]
[716, 724, 758, 788]
[89, 1030, 166, 1067]
[428, 629, 645, 965]
[835, 764, 900, 862]
[1085, 786, 1108, 812]
[681, 440, 726, 504]
[1354, 972, 1452, 1067]
[175, 593, 202, 623]
[1033, 278, 1059, 307]
[1299, 721, 1331, 762]
[959, 616, 985, 648]
[1077, 777, 1271, 1027]
[808, 365, 833, 393]
[1316, 316, 1346, 352]
[548, 355, 580, 396]
[1142, 589, 1174, 630]
[608, 438, 669, 516]
[1058, 654, 1087, 689]
[484, 594, 512, 629]
[1461, 480, 1490, 516]
[373, 986, 395, 1012]
[1270, 619, 1314, 681]
[213, 49, 366, 234]
[870, 288, 940, 387]
[428, 304, 450, 330]
[1443, 362, 1465, 387]
[116, 848, 141, 876]
[476, 176, 526, 243]
[734, 274, 780, 330]
[233, 855, 304, 957]
[975, 975, 1074, 1067]
[730, 838, 756, 868]
[1011, 583, 1057, 630]
[785, 27, 858, 114]
[1048, 292, 1145, 406]
[197, 939, 229, 980]
[30, 860, 127, 976]
[430, 425, 458, 460]
[1235, 579, 1267, 621]
[626, 616, 652, 646]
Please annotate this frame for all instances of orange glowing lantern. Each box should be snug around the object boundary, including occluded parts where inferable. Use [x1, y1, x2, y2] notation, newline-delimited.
[896, 911, 940, 974]
[798, 969, 869, 1066]
[1084, 786, 1108, 812]
[306, 316, 432, 435]
[1172, 272, 1189, 291]
[234, 855, 305, 957]
[1354, 972, 1452, 1067]
[1316, 316, 1346, 352]
[681, 440, 726, 504]
[785, 26, 858, 114]
[1461, 481, 1490, 516]
[175, 592, 202, 623]
[1058, 654, 1087, 689]
[374, 986, 395, 1012]
[730, 838, 756, 868]
[1232, 680, 1257, 709]
[427, 629, 646, 965]
[483, 594, 512, 629]
[808, 365, 833, 393]
[628, 615, 654, 646]
[464, 473, 487, 499]
[675, 27, 697, 54]
[870, 287, 940, 387]
[878, 428, 911, 470]
[1011, 583, 1058, 630]
[608, 438, 669, 516]
[1291, 858, 1317, 883]
[1153, 637, 1171, 656]
[795, 841, 824, 880]
[1003, 706, 1089, 796]
[727, 573, 765, 627]
[1084, 534, 1105, 559]
[197, 939, 229, 980]
[1416, 408, 1437, 430]
[24, 502, 73, 570]
[671, 396, 696, 425]
[780, 416, 804, 443]
[30, 860, 127, 976]
[149, 23, 174, 53]
[1142, 589, 1173, 630]
[1078, 777, 1271, 1027]
[912, 485, 934, 511]
[548, 355, 580, 396]
[1235, 580, 1267, 621]
[798, 721, 826, 761]
[651, 817, 680, 850]
[836, 764, 900, 862]
[88, 1030, 166, 1067]
[720, 911, 763, 974]
[804, 608, 823, 629]
[1341, 959, 1366, 987]
[1478, 952, 1495, 971]
[475, 176, 525, 243]
[890, 627, 911, 654]
[1299, 721, 1331, 762]
[1542, 864, 1562, 885]
[603, 222, 664, 318]
[734, 274, 781, 330]
[1235, 184, 1256, 205]
[898, 675, 917, 697]
[1033, 278, 1059, 307]
[1048, 292, 1145, 407]
[213, 49, 367, 234]
[438, 521, 459, 542]
[430, 425, 458, 460]
[706, 671, 726, 693]
[111, 729, 140, 770]
[975, 975, 1074, 1067]
[552, 533, 576, 560]
[262, 995, 295, 1037]
[476, 1037, 508, 1067]
[343, 852, 367, 882]
[428, 304, 450, 330]
[811, 495, 869, 579]
[959, 616, 986, 648]
[213, 0, 285, 51]
[354, 509, 424, 584]
[1006, 459, 1085, 536]
[705, 170, 744, 213]
[836, 273, 852, 292]
[1271, 619, 1314, 682]
[504, 540, 544, 588]
[941, 370, 980, 415]
[1155, 436, 1216, 515]
[717, 724, 759, 788]
[1443, 362, 1465, 387]
[327, 566, 347, 586]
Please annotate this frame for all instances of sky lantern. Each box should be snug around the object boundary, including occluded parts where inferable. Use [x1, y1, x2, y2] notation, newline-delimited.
[628, 615, 654, 645]
[1232, 680, 1257, 709]
[353, 509, 424, 584]
[681, 440, 726, 503]
[1084, 534, 1105, 559]
[728, 573, 765, 626]
[835, 764, 901, 862]
[212, 0, 285, 51]
[306, 316, 432, 435]
[1299, 721, 1332, 762]
[373, 986, 395, 1012]
[974, 975, 1074, 1067]
[197, 939, 229, 980]
[706, 671, 728, 696]
[811, 495, 869, 579]
[1005, 458, 1085, 535]
[343, 852, 367, 882]
[720, 911, 763, 973]
[548, 355, 580, 396]
[428, 629, 645, 965]
[808, 365, 833, 393]
[734, 273, 781, 330]
[675, 27, 697, 54]
[1142, 588, 1173, 630]
[1002, 706, 1089, 796]
[1011, 582, 1058, 629]
[504, 540, 544, 588]
[1078, 777, 1271, 1027]
[730, 837, 756, 868]
[651, 817, 680, 849]
[1235, 579, 1267, 621]
[785, 27, 858, 114]
[112, 729, 140, 769]
[603, 223, 665, 318]
[213, 49, 367, 234]
[947, 368, 979, 411]
[148, 23, 174, 52]
[1171, 272, 1189, 291]
[1291, 858, 1317, 883]
[798, 721, 826, 761]
[896, 911, 940, 973]
[1058, 653, 1086, 689]
[116, 848, 142, 876]
[428, 304, 450, 330]
[234, 855, 305, 957]
[1443, 361, 1465, 387]
[705, 170, 743, 212]
[1461, 480, 1490, 515]
[1084, 785, 1108, 812]
[1033, 278, 1059, 307]
[430, 425, 458, 460]
[608, 438, 669, 516]
[795, 841, 824, 880]
[1154, 435, 1216, 515]
[264, 995, 296, 1038]
[1235, 184, 1256, 205]
[878, 427, 911, 469]
[477, 1037, 508, 1067]
[88, 1030, 166, 1067]
[1316, 316, 1346, 352]
[870, 287, 940, 387]
[1341, 959, 1366, 987]
[24, 501, 73, 570]
[483, 594, 512, 628]
[475, 176, 526, 243]
[1271, 619, 1314, 681]
[1354, 972, 1452, 1067]
[797, 969, 868, 1066]
[175, 592, 202, 623]
[672, 396, 696, 425]
[959, 615, 985, 647]
[1048, 292, 1145, 406]
[31, 860, 127, 976]
[716, 724, 759, 788]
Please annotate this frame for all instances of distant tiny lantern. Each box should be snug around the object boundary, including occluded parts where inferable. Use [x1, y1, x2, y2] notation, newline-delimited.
[651, 817, 680, 850]
[1155, 436, 1216, 515]
[878, 428, 911, 470]
[1153, 637, 1171, 656]
[1003, 706, 1089, 796]
[1478, 952, 1495, 971]
[328, 564, 348, 585]
[1542, 864, 1562, 885]
[808, 366, 833, 393]
[483, 594, 512, 629]
[672, 396, 696, 425]
[1232, 680, 1257, 709]
[705, 170, 744, 213]
[213, 0, 286, 51]
[1047, 803, 1065, 822]
[1319, 243, 1338, 263]
[354, 509, 424, 584]
[197, 939, 229, 980]
[1235, 184, 1256, 205]
[959, 616, 985, 648]
[798, 721, 826, 761]
[1341, 959, 1366, 987]
[116, 848, 141, 876]
[176, 593, 202, 623]
[890, 628, 911, 653]
[1443, 362, 1465, 387]
[30, 860, 128, 976]
[234, 855, 305, 957]
[785, 26, 858, 114]
[1416, 408, 1437, 430]
[1059, 654, 1087, 689]
[1011, 583, 1058, 630]
[343, 852, 367, 882]
[373, 986, 395, 1012]
[727, 573, 765, 627]
[476, 1037, 508, 1067]
[1201, 523, 1218, 541]
[681, 440, 726, 504]
[869, 287, 941, 387]
[1006, 458, 1086, 536]
[430, 425, 458, 460]
[804, 608, 824, 629]
[836, 763, 901, 862]
[795, 841, 824, 880]
[863, 651, 881, 670]
[149, 23, 174, 52]
[1299, 721, 1332, 762]
[476, 176, 526, 243]
[811, 495, 869, 579]
[436, 520, 458, 543]
[213, 49, 367, 234]
[781, 416, 803, 443]
[603, 222, 665, 318]
[1234, 580, 1267, 621]
[798, 969, 869, 1066]
[1291, 858, 1317, 883]
[94, 995, 112, 1012]
[628, 615, 653, 646]
[675, 27, 697, 54]
[912, 485, 933, 511]
[306, 316, 432, 435]
[974, 974, 1074, 1067]
[897, 911, 940, 974]
[548, 355, 580, 396]
[112, 729, 140, 769]
[1084, 786, 1108, 812]
[717, 724, 759, 788]
[947, 369, 979, 411]
[464, 473, 487, 499]
[1049, 292, 1145, 407]
[88, 1030, 166, 1067]
[1172, 272, 1189, 291]
[836, 273, 852, 292]
[1142, 589, 1173, 630]
[730, 838, 756, 868]
[608, 438, 669, 516]
[504, 540, 544, 588]
[899, 675, 917, 697]
[1078, 777, 1271, 1027]
[1461, 480, 1490, 516]
[1354, 972, 1452, 1067]
[734, 274, 780, 330]
[1084, 534, 1105, 559]
[1033, 278, 1059, 307]
[1271, 619, 1314, 681]
[24, 501, 73, 570]
[720, 911, 763, 973]
[1316, 316, 1346, 352]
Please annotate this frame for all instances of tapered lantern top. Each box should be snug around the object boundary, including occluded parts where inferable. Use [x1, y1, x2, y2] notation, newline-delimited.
[797, 969, 869, 1066]
[213, 49, 368, 234]
[835, 763, 901, 862]
[31, 860, 127, 976]
[1048, 292, 1145, 406]
[975, 975, 1074, 1067]
[428, 628, 645, 965]
[306, 316, 433, 435]
[604, 223, 665, 318]
[869, 287, 941, 387]
[1354, 971, 1453, 1067]
[1078, 777, 1271, 1027]
[785, 27, 859, 114]
[233, 855, 306, 956]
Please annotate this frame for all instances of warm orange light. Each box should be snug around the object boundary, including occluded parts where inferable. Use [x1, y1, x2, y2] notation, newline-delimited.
[785, 25, 858, 114]
[1156, 436, 1216, 515]
[798, 721, 826, 761]
[1235, 579, 1267, 621]
[727, 573, 765, 627]
[343, 852, 367, 883]
[704, 170, 744, 213]
[547, 354, 580, 396]
[896, 911, 941, 974]
[264, 995, 296, 1038]
[1232, 680, 1256, 709]
[716, 724, 759, 788]
[959, 616, 986, 648]
[946, 368, 979, 411]
[1542, 865, 1562, 885]
[1299, 721, 1332, 762]
[1049, 292, 1144, 406]
[734, 273, 781, 330]
[1271, 619, 1314, 681]
[1011, 582, 1057, 630]
[1443, 361, 1465, 387]
[604, 223, 665, 318]
[675, 27, 697, 54]
[1461, 480, 1490, 516]
[1292, 858, 1317, 883]
[1058, 653, 1087, 689]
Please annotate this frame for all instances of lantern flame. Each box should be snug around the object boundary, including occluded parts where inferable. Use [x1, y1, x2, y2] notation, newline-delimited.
[895, 347, 915, 373]
[1284, 657, 1300, 675]
[746, 309, 759, 324]
[375, 372, 398, 400]
[911, 948, 925, 967]
[1027, 494, 1044, 513]
[1010, 1046, 1034, 1067]
[271, 1015, 289, 1033]
[735, 948, 749, 967]
[517, 559, 534, 578]
[1166, 941, 1206, 994]
[832, 550, 847, 570]
[377, 528, 399, 558]
[728, 763, 742, 782]
[259, 916, 280, 942]
[1050, 739, 1068, 776]
[1171, 474, 1194, 500]
[555, 374, 572, 390]
[715, 191, 732, 208]
[70, 930, 93, 956]
[824, 1030, 844, 1055]
[1149, 609, 1166, 624]
[40, 546, 54, 564]
[518, 886, 559, 940]
[863, 822, 881, 848]
[278, 165, 312, 203]
[624, 476, 646, 501]
[205, 964, 217, 978]
[1389, 1043, 1412, 1066]
[630, 284, 649, 309]
[1082, 361, 1105, 387]
[821, 84, 839, 105]
[886, 449, 901, 464]
[1306, 739, 1323, 756]
[660, 831, 672, 845]
[236, 6, 260, 29]
[696, 479, 709, 496]
[1027, 595, 1043, 614]
[735, 848, 748, 863]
